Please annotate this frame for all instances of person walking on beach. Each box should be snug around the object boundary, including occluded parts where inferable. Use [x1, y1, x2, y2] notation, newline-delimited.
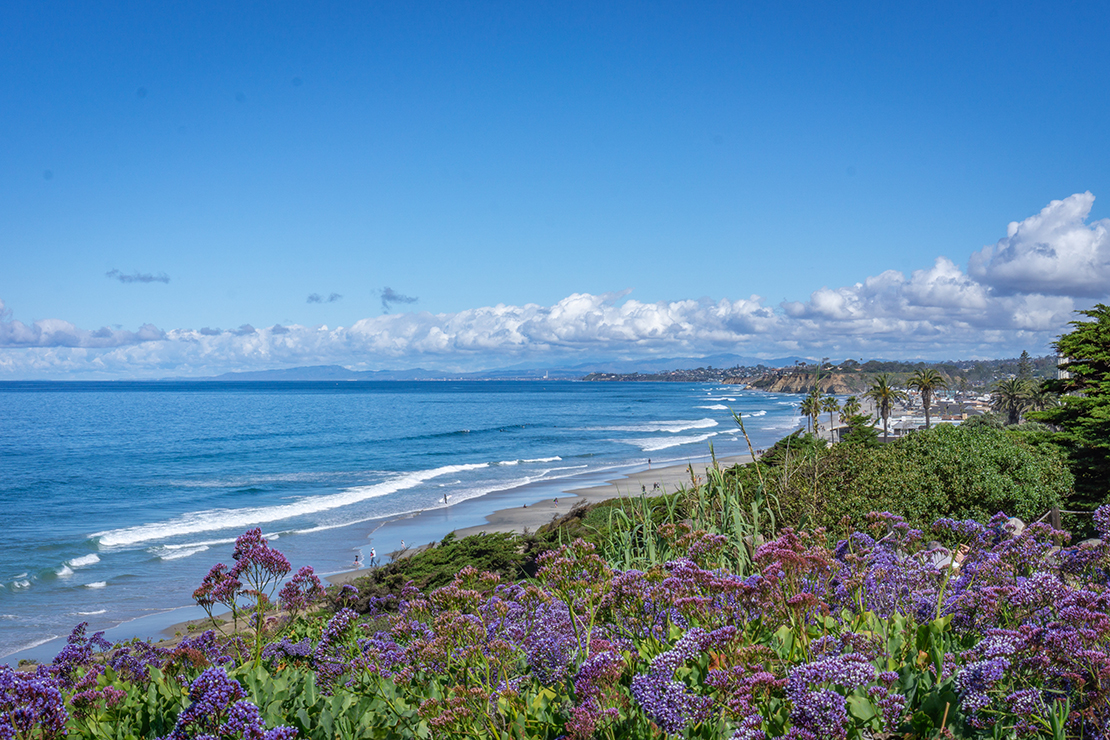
[369, 547, 377, 567]
[553, 498, 558, 507]
[400, 539, 406, 550]
[353, 554, 361, 568]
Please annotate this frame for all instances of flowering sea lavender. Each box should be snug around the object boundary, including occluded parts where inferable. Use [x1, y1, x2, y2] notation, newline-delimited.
[336, 583, 359, 610]
[313, 607, 361, 692]
[52, 622, 111, 689]
[629, 628, 732, 734]
[193, 562, 244, 628]
[536, 539, 614, 657]
[278, 565, 326, 619]
[261, 636, 315, 665]
[161, 666, 297, 740]
[0, 664, 68, 740]
[231, 529, 292, 585]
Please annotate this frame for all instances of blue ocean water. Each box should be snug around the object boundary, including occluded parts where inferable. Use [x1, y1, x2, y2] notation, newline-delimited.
[0, 380, 802, 660]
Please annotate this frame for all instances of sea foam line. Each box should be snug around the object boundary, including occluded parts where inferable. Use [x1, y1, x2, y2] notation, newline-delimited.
[623, 431, 720, 452]
[92, 463, 488, 548]
[151, 545, 210, 561]
[596, 418, 718, 434]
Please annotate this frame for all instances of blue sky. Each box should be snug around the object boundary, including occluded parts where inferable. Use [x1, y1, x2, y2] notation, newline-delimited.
[2, 1, 1109, 377]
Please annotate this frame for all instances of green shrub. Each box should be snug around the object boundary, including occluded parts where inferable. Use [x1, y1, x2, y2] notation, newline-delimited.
[348, 531, 539, 612]
[811, 424, 1072, 536]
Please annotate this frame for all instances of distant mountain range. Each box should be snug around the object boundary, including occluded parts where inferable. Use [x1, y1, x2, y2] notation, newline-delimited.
[187, 355, 811, 382]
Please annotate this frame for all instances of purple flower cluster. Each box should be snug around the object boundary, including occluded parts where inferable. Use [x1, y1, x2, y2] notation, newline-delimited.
[277, 566, 325, 617]
[0, 664, 68, 739]
[161, 666, 297, 740]
[629, 628, 728, 734]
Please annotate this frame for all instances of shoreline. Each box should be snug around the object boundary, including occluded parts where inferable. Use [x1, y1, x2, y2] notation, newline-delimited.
[324, 453, 751, 586]
[5, 452, 754, 664]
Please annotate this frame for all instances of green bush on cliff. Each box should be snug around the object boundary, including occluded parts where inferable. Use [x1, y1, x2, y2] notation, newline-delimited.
[348, 531, 539, 612]
[725, 423, 1071, 538]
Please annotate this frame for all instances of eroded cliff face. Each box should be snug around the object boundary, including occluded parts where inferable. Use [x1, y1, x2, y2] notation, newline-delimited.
[725, 372, 867, 395]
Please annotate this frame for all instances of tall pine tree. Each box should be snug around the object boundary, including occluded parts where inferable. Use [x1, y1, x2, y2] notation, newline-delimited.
[1030, 304, 1110, 508]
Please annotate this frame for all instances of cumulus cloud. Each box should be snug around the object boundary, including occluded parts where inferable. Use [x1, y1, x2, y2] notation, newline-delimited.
[3, 193, 1107, 377]
[307, 293, 342, 304]
[106, 269, 170, 284]
[0, 299, 165, 349]
[969, 192, 1110, 297]
[380, 287, 418, 312]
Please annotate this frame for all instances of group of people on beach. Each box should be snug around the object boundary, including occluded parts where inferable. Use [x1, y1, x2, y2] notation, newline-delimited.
[352, 547, 378, 568]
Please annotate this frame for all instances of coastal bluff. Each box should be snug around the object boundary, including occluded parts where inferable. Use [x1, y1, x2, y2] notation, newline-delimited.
[729, 371, 867, 394]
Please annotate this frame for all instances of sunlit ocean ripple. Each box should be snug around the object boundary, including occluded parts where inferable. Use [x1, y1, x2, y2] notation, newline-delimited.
[0, 380, 801, 658]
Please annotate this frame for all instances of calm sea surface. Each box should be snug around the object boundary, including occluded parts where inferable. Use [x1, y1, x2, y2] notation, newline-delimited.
[0, 380, 802, 659]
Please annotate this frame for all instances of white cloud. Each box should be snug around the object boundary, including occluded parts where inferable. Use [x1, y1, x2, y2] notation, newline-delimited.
[0, 300, 165, 349]
[969, 192, 1110, 297]
[1, 193, 1106, 377]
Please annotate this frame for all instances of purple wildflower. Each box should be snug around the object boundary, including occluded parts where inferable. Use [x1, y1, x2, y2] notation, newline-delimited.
[161, 666, 296, 740]
[0, 664, 68, 739]
[278, 566, 326, 617]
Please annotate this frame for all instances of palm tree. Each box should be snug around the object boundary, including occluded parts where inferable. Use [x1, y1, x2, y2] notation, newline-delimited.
[907, 368, 948, 430]
[865, 374, 907, 442]
[799, 392, 821, 433]
[822, 396, 840, 437]
[992, 378, 1031, 425]
[841, 396, 862, 417]
[1028, 381, 1059, 412]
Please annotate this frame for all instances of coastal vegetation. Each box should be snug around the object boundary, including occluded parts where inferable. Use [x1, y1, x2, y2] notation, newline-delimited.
[7, 495, 1108, 739]
[4, 312, 1109, 738]
[583, 355, 1060, 394]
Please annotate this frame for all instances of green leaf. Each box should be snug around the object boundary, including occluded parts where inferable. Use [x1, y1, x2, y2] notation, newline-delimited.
[846, 695, 878, 723]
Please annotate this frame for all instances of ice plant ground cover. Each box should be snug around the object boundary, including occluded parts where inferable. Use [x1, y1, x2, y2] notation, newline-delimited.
[4, 512, 1110, 739]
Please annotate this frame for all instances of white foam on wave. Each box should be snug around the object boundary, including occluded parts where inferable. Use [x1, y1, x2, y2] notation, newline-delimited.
[749, 410, 767, 417]
[56, 565, 74, 578]
[68, 554, 101, 568]
[77, 609, 107, 615]
[11, 580, 30, 590]
[623, 431, 719, 452]
[93, 463, 489, 548]
[705, 397, 737, 402]
[85, 581, 107, 589]
[698, 404, 729, 410]
[151, 545, 210, 561]
[496, 456, 563, 466]
[597, 418, 718, 434]
[761, 418, 804, 431]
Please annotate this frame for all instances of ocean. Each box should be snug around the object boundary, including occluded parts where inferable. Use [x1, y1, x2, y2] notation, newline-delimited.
[0, 380, 802, 661]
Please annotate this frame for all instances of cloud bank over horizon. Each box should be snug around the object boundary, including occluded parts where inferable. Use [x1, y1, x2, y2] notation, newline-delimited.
[3, 193, 1108, 378]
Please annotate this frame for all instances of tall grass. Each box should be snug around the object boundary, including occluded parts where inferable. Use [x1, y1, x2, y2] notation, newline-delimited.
[592, 412, 783, 575]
